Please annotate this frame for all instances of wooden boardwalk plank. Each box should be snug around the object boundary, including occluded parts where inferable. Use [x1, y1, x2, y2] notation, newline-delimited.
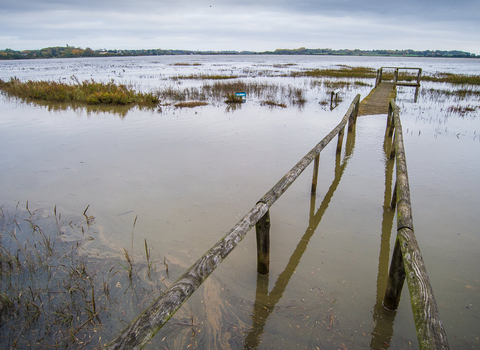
[358, 82, 396, 116]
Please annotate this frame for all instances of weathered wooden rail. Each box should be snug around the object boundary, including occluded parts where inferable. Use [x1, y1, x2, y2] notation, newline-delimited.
[383, 99, 450, 349]
[104, 94, 361, 349]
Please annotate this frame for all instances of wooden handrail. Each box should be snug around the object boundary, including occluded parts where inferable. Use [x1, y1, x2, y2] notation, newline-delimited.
[376, 67, 422, 88]
[384, 99, 450, 349]
[104, 95, 361, 349]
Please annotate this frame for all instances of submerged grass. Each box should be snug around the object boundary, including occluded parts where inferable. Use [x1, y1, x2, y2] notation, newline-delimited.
[0, 77, 159, 106]
[0, 203, 169, 349]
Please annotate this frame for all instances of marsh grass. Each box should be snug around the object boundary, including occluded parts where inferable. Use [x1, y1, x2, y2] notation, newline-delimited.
[172, 63, 202, 66]
[156, 80, 308, 107]
[423, 73, 480, 85]
[447, 104, 479, 116]
[174, 101, 209, 108]
[172, 74, 238, 80]
[291, 66, 377, 79]
[0, 77, 159, 106]
[0, 203, 169, 349]
[224, 93, 244, 104]
[261, 100, 287, 108]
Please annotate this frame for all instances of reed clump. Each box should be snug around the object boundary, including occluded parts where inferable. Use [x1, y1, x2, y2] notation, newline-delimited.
[0, 77, 159, 106]
[224, 93, 244, 104]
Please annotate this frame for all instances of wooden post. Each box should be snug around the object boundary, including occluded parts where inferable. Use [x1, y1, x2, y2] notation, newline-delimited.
[348, 97, 359, 132]
[256, 210, 270, 275]
[384, 237, 406, 310]
[416, 68, 422, 86]
[311, 154, 320, 195]
[390, 180, 397, 209]
[389, 131, 396, 159]
[336, 127, 345, 153]
[393, 69, 398, 89]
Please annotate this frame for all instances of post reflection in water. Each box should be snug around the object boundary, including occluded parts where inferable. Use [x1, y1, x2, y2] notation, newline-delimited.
[369, 124, 398, 349]
[243, 125, 357, 349]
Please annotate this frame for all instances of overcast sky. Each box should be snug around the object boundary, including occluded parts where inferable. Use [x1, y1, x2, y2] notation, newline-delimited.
[1, 0, 479, 54]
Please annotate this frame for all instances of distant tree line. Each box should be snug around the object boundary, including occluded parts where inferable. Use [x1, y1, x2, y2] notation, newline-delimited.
[0, 45, 476, 60]
[269, 47, 477, 57]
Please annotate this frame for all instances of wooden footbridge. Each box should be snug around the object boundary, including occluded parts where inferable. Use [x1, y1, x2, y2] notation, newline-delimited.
[358, 67, 422, 116]
[105, 68, 449, 350]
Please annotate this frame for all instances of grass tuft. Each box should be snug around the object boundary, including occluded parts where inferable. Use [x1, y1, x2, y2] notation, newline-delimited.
[0, 77, 160, 106]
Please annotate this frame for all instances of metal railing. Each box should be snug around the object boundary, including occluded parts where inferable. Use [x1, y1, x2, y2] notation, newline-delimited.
[383, 99, 449, 349]
[104, 95, 361, 349]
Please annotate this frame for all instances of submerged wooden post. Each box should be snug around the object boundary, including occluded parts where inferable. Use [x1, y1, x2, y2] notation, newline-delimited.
[389, 131, 396, 159]
[255, 209, 270, 275]
[384, 237, 405, 310]
[336, 127, 345, 153]
[416, 68, 422, 86]
[386, 104, 394, 137]
[390, 180, 397, 209]
[311, 154, 320, 194]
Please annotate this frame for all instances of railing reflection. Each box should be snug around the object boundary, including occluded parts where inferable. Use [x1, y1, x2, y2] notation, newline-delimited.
[244, 122, 357, 349]
[369, 122, 397, 348]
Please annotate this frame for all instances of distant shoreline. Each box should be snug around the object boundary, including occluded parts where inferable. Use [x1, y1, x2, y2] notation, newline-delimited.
[0, 46, 477, 60]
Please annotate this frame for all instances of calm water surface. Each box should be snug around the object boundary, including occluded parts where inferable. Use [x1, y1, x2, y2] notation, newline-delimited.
[0, 55, 479, 349]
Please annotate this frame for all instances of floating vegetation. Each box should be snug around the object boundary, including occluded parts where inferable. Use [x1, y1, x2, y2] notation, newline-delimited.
[0, 77, 159, 106]
[174, 101, 208, 108]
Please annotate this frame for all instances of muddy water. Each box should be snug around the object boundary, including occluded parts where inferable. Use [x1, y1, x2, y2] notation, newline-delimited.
[1, 56, 479, 349]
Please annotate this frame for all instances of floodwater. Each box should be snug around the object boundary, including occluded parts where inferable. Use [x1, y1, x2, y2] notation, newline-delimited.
[0, 55, 479, 349]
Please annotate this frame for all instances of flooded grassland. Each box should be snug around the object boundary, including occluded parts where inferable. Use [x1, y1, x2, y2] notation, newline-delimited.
[0, 56, 479, 349]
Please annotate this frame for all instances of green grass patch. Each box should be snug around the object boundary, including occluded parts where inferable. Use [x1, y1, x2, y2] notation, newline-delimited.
[0, 77, 159, 106]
